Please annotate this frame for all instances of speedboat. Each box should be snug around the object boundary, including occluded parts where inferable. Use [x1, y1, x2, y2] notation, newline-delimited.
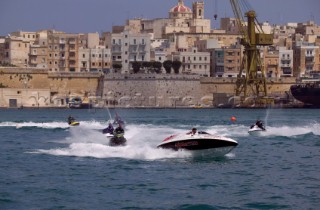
[248, 124, 266, 134]
[157, 131, 238, 156]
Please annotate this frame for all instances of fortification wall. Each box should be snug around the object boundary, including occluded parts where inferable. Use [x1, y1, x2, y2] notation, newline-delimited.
[0, 68, 296, 108]
[0, 67, 101, 97]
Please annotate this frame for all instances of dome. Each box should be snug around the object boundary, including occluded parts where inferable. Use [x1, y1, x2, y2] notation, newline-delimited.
[170, 0, 192, 13]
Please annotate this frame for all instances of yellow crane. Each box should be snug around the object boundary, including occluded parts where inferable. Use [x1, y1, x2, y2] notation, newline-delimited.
[230, 0, 273, 103]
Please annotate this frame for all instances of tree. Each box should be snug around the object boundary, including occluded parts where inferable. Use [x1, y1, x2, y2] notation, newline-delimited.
[163, 60, 172, 74]
[131, 61, 141, 73]
[153, 61, 162, 74]
[142, 61, 152, 73]
[112, 63, 122, 73]
[172, 60, 182, 74]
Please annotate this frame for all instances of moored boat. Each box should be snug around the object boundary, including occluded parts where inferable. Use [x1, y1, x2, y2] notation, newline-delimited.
[290, 81, 320, 106]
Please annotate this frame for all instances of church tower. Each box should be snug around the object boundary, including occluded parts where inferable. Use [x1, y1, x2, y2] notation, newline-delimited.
[192, 1, 204, 19]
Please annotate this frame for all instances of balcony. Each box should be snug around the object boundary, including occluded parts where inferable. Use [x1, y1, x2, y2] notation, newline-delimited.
[305, 54, 314, 57]
[30, 59, 37, 64]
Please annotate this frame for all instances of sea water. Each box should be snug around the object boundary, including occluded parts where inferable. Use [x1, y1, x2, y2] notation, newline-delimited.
[0, 108, 319, 209]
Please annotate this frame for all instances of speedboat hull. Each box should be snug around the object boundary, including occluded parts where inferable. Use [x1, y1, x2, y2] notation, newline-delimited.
[157, 132, 238, 155]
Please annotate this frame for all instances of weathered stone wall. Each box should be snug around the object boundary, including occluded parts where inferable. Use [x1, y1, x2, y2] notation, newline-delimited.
[103, 74, 296, 108]
[103, 74, 203, 107]
[0, 67, 101, 96]
[0, 68, 297, 108]
[0, 88, 51, 108]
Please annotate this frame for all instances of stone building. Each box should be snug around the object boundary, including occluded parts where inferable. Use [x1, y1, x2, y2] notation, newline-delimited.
[169, 47, 210, 76]
[78, 46, 111, 72]
[293, 42, 320, 77]
[110, 30, 151, 73]
[1, 35, 31, 67]
[210, 47, 241, 77]
[262, 47, 280, 78]
[279, 47, 294, 77]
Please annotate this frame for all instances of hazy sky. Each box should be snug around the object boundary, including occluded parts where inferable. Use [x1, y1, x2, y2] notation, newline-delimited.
[0, 0, 319, 35]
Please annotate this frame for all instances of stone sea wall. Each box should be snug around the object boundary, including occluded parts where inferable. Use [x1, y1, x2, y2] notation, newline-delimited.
[0, 68, 296, 108]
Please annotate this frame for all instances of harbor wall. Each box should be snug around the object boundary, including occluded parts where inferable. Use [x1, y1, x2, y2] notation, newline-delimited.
[0, 68, 296, 108]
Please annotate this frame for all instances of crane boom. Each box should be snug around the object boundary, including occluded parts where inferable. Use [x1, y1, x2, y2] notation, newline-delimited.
[229, 0, 273, 103]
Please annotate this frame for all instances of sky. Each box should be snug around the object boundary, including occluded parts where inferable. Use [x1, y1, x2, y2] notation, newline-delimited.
[0, 0, 319, 35]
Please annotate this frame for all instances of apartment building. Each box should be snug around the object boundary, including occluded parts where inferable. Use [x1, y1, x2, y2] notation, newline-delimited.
[210, 47, 241, 77]
[169, 47, 210, 76]
[279, 47, 293, 77]
[111, 30, 151, 73]
[293, 42, 320, 77]
[78, 46, 111, 72]
[263, 48, 280, 78]
[2, 35, 30, 67]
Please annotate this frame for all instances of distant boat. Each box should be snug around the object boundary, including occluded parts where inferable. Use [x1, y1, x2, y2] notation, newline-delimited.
[68, 97, 92, 109]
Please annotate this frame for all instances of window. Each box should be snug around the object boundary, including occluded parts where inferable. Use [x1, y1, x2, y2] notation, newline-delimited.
[83, 54, 85, 58]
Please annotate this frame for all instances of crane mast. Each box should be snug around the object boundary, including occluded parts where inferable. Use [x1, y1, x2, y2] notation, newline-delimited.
[229, 0, 273, 103]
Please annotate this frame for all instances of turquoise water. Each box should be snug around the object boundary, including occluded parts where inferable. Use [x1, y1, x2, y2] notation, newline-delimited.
[0, 108, 319, 209]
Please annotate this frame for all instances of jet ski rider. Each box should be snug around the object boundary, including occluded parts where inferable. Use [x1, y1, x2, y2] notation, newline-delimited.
[255, 120, 266, 130]
[114, 124, 124, 135]
[187, 128, 197, 136]
[103, 123, 114, 134]
[67, 115, 75, 125]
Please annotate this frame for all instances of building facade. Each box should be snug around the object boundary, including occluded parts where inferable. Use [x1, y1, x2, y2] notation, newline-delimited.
[169, 47, 210, 76]
[111, 30, 151, 73]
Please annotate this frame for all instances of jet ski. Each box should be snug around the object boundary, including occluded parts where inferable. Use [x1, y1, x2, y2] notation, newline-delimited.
[109, 132, 127, 146]
[69, 121, 80, 126]
[157, 131, 238, 155]
[248, 121, 266, 134]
